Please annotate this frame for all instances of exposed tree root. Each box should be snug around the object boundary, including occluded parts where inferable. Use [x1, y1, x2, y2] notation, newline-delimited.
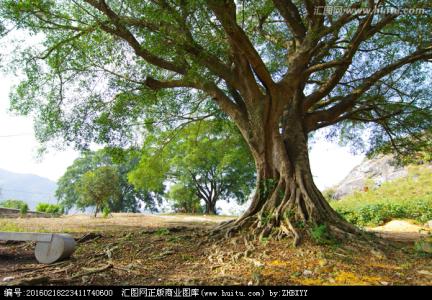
[212, 126, 376, 248]
[70, 263, 113, 279]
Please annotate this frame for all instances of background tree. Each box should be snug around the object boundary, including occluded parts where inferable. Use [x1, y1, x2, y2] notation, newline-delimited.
[1, 0, 431, 243]
[76, 165, 120, 217]
[56, 149, 161, 213]
[167, 184, 203, 214]
[129, 120, 256, 215]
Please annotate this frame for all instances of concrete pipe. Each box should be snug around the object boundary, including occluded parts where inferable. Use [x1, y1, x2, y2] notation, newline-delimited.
[35, 234, 76, 264]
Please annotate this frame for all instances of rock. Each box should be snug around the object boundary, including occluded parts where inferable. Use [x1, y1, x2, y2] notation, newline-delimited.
[333, 154, 409, 199]
[380, 281, 389, 286]
[303, 270, 313, 277]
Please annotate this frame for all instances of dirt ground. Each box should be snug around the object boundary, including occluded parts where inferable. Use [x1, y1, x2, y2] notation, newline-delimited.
[0, 214, 431, 286]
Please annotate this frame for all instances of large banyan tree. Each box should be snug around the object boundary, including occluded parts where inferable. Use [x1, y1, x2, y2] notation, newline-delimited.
[0, 0, 431, 243]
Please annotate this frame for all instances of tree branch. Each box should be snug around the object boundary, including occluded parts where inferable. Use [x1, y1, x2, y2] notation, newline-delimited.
[84, 0, 187, 74]
[272, 0, 306, 41]
[303, 11, 399, 110]
[305, 47, 432, 131]
[207, 0, 275, 91]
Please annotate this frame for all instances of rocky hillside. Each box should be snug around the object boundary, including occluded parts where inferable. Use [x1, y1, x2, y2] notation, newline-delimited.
[332, 154, 424, 199]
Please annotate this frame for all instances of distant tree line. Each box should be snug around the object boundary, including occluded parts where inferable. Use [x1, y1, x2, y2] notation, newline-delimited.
[56, 149, 162, 217]
[0, 199, 28, 215]
[55, 120, 255, 216]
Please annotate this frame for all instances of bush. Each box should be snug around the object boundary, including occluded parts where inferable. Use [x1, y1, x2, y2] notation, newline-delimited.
[102, 206, 111, 218]
[0, 199, 28, 210]
[310, 224, 338, 245]
[0, 199, 29, 216]
[19, 203, 29, 215]
[35, 203, 49, 212]
[322, 188, 336, 202]
[335, 199, 432, 227]
[35, 203, 64, 215]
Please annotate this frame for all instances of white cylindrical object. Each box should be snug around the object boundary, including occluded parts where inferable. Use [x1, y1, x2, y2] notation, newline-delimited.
[35, 234, 76, 264]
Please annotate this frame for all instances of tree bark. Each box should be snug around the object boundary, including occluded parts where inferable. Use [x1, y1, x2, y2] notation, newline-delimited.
[215, 108, 359, 245]
[204, 198, 217, 215]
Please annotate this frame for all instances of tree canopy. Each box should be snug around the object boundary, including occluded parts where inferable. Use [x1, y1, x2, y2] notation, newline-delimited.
[128, 119, 256, 214]
[56, 149, 161, 213]
[75, 165, 120, 217]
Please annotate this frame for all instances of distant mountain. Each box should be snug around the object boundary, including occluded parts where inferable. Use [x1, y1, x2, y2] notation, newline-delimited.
[0, 168, 57, 210]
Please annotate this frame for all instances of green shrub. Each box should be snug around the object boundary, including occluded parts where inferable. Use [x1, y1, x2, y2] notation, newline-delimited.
[19, 203, 29, 215]
[310, 224, 338, 245]
[35, 203, 49, 212]
[335, 198, 432, 227]
[0, 199, 29, 216]
[155, 228, 170, 236]
[36, 203, 64, 215]
[322, 188, 336, 202]
[102, 206, 111, 218]
[0, 199, 28, 210]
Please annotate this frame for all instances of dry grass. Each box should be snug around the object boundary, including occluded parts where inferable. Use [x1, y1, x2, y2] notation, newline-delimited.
[1, 214, 431, 286]
[0, 213, 235, 233]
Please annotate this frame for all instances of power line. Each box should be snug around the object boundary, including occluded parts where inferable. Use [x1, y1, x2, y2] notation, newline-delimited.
[0, 133, 33, 138]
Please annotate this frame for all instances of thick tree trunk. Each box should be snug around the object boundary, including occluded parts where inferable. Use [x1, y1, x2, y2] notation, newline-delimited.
[204, 199, 217, 215]
[215, 111, 359, 245]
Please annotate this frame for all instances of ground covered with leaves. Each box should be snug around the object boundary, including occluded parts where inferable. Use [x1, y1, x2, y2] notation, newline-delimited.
[0, 214, 431, 286]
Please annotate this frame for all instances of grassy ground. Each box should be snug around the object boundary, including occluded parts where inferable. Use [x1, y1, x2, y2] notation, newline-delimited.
[1, 214, 431, 286]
